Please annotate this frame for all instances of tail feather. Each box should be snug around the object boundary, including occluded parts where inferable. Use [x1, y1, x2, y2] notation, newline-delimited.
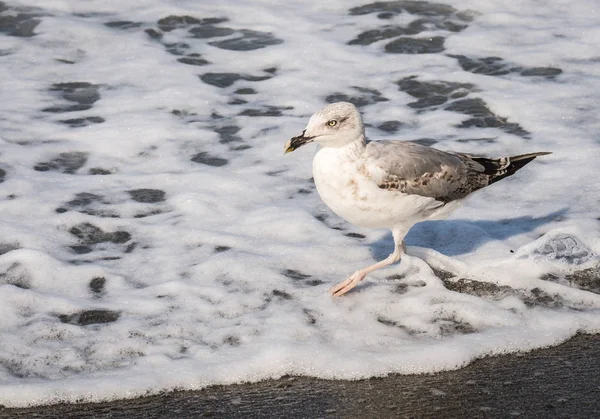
[471, 151, 551, 185]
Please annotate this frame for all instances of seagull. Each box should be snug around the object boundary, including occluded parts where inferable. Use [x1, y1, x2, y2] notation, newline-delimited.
[284, 102, 551, 297]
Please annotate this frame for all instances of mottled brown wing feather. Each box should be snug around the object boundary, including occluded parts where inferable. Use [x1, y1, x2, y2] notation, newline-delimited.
[366, 141, 490, 203]
[366, 141, 550, 203]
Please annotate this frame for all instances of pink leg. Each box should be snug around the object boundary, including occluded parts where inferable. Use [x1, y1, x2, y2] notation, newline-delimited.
[329, 239, 407, 297]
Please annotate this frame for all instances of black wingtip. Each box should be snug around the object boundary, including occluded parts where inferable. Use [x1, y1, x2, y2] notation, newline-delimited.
[486, 151, 551, 185]
[510, 151, 552, 161]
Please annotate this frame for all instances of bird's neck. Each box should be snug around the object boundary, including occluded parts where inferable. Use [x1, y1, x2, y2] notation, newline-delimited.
[339, 134, 366, 159]
[317, 133, 366, 161]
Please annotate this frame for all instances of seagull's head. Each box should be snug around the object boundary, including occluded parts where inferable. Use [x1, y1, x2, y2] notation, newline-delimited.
[284, 102, 364, 153]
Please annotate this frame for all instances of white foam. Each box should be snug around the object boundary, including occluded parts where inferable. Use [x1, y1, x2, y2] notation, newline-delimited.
[0, 0, 599, 408]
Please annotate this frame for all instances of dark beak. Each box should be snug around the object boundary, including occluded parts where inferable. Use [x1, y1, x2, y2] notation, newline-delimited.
[284, 130, 314, 154]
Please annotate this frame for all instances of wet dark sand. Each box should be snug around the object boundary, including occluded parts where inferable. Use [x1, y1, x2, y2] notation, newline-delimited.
[2, 333, 599, 418]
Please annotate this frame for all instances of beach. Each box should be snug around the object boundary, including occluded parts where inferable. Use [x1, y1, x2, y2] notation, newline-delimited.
[2, 333, 599, 418]
[0, 0, 599, 412]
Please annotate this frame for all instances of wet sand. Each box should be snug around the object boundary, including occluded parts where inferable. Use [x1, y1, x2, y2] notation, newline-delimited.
[2, 333, 599, 418]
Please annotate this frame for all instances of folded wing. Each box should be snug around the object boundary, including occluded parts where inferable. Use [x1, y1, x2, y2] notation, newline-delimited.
[364, 141, 549, 204]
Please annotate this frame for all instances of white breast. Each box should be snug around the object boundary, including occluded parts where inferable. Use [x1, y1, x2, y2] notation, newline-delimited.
[312, 145, 445, 229]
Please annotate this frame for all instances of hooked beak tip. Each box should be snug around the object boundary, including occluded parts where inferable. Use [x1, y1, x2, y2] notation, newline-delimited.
[284, 130, 313, 155]
[283, 140, 295, 154]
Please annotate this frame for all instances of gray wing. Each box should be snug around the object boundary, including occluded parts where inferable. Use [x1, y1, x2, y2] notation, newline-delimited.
[363, 141, 492, 203]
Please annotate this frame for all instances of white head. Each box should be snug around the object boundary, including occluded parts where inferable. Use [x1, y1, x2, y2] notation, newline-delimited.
[284, 102, 364, 153]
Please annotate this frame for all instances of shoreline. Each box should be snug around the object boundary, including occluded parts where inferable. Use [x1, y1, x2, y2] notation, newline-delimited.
[2, 333, 599, 418]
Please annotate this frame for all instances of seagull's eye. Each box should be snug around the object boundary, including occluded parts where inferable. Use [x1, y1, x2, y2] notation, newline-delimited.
[327, 120, 338, 127]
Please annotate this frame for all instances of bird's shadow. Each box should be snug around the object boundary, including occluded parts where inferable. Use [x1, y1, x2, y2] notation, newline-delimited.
[369, 208, 568, 259]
